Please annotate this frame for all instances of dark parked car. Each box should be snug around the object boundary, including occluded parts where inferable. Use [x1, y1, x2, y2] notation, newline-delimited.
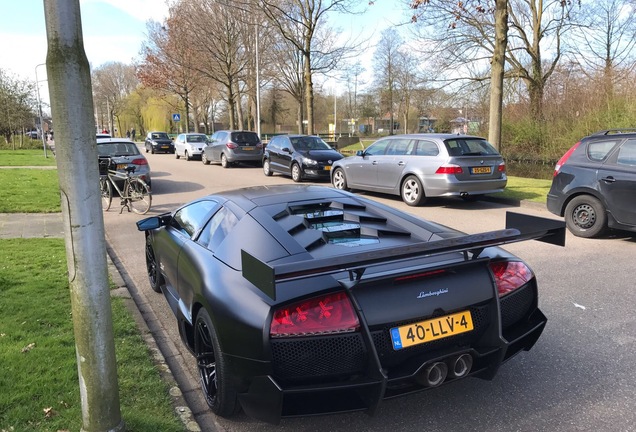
[138, 184, 565, 424]
[203, 130, 263, 167]
[331, 133, 507, 206]
[262, 134, 344, 182]
[145, 131, 174, 154]
[547, 129, 636, 237]
[97, 137, 151, 187]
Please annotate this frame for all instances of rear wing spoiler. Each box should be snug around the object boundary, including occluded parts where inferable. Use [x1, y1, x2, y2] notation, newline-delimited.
[241, 212, 565, 300]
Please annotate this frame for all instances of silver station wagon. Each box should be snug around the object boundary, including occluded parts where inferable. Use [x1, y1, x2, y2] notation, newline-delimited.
[331, 133, 507, 206]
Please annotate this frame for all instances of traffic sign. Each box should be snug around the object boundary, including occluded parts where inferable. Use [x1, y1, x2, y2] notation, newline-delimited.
[172, 113, 181, 122]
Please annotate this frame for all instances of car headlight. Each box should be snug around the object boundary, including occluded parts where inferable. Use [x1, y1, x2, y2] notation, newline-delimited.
[302, 157, 318, 166]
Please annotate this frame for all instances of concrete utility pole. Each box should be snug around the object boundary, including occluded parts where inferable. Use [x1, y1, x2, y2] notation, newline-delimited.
[42, 1, 124, 431]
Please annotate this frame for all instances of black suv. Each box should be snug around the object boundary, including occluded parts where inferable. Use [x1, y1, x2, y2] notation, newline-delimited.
[547, 129, 636, 238]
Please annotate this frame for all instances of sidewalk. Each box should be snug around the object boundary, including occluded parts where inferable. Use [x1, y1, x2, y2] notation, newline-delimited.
[0, 212, 64, 238]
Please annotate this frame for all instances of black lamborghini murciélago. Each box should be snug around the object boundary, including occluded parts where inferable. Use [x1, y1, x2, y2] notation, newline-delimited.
[137, 184, 565, 424]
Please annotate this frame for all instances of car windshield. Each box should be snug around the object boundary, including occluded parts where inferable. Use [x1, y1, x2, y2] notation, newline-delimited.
[187, 135, 207, 143]
[444, 139, 499, 156]
[290, 136, 332, 151]
[152, 133, 169, 139]
[97, 142, 140, 157]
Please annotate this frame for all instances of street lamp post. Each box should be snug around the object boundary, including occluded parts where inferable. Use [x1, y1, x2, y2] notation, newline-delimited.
[35, 63, 48, 158]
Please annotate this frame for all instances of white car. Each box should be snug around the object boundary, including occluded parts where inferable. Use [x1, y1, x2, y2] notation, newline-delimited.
[174, 133, 208, 161]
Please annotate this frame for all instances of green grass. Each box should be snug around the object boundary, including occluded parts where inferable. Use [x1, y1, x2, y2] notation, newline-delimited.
[0, 150, 57, 166]
[0, 238, 184, 432]
[0, 170, 61, 212]
[492, 175, 551, 203]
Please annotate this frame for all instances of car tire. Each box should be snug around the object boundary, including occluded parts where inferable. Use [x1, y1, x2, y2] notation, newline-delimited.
[401, 175, 425, 206]
[263, 159, 272, 176]
[221, 153, 229, 168]
[185, 150, 191, 161]
[175, 150, 180, 159]
[564, 195, 607, 238]
[145, 146, 149, 153]
[145, 241, 163, 293]
[194, 308, 240, 418]
[202, 153, 211, 165]
[150, 147, 155, 154]
[332, 168, 348, 190]
[291, 163, 302, 182]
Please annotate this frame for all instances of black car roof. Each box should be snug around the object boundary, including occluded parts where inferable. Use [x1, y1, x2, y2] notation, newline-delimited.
[206, 185, 448, 262]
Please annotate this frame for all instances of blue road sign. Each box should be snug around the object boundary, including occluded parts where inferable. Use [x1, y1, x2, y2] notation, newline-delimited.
[172, 113, 181, 122]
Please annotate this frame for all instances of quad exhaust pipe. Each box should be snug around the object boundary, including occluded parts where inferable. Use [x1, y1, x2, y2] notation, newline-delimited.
[416, 354, 473, 387]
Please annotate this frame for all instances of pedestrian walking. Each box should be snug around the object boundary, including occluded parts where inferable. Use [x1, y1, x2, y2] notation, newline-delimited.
[126, 130, 131, 139]
[131, 128, 136, 141]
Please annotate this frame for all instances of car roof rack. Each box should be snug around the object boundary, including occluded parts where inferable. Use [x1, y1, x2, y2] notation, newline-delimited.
[242, 212, 566, 300]
[591, 129, 636, 136]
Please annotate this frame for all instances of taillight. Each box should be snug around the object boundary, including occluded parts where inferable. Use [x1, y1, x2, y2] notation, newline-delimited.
[553, 141, 580, 176]
[131, 158, 148, 166]
[226, 142, 238, 149]
[490, 261, 533, 297]
[270, 292, 360, 338]
[497, 162, 506, 173]
[436, 164, 463, 174]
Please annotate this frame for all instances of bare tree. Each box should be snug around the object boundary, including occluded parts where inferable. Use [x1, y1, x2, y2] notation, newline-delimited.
[373, 28, 402, 135]
[137, 17, 202, 133]
[92, 62, 138, 136]
[260, 0, 362, 134]
[569, 0, 636, 99]
[0, 69, 36, 144]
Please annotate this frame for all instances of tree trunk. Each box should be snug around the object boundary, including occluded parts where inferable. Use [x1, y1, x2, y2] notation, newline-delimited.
[488, 0, 509, 151]
[303, 47, 314, 135]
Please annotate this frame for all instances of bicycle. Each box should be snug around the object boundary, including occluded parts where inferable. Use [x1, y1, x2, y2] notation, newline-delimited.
[99, 156, 152, 214]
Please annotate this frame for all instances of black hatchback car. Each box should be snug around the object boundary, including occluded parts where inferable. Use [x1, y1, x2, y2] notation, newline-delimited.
[263, 134, 344, 182]
[144, 131, 174, 154]
[547, 129, 636, 237]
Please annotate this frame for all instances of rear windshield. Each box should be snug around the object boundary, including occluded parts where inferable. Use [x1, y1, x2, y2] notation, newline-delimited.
[231, 132, 260, 144]
[152, 132, 169, 139]
[445, 139, 499, 156]
[97, 142, 140, 157]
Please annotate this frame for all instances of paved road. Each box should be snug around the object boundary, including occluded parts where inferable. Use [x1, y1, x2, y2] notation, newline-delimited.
[103, 149, 636, 432]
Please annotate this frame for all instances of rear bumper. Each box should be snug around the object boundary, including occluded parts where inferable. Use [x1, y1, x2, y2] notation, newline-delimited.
[234, 284, 546, 424]
[424, 176, 507, 197]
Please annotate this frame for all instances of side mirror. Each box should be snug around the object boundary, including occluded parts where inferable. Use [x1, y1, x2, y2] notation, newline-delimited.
[356, 150, 364, 156]
[282, 147, 291, 153]
[136, 216, 167, 231]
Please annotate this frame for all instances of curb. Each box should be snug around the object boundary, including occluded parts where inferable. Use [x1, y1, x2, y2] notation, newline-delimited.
[106, 246, 205, 432]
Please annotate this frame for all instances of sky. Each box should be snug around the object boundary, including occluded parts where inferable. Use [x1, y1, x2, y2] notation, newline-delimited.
[0, 0, 409, 107]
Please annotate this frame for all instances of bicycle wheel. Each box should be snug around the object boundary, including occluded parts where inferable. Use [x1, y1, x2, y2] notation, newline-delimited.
[100, 177, 112, 211]
[126, 178, 152, 215]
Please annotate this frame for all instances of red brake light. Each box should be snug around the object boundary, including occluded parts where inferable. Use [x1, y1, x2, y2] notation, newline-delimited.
[436, 164, 463, 174]
[497, 162, 506, 173]
[226, 143, 238, 149]
[131, 158, 148, 166]
[490, 261, 533, 297]
[553, 141, 580, 176]
[270, 292, 360, 338]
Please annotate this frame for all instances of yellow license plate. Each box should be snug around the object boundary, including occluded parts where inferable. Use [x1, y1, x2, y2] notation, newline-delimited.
[324, 166, 331, 171]
[390, 311, 473, 350]
[116, 164, 127, 170]
[471, 166, 491, 174]
[243, 146, 254, 151]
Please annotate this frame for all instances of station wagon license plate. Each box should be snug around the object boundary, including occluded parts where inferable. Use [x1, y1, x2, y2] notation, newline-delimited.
[471, 166, 492, 174]
[243, 146, 254, 151]
[390, 311, 473, 350]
